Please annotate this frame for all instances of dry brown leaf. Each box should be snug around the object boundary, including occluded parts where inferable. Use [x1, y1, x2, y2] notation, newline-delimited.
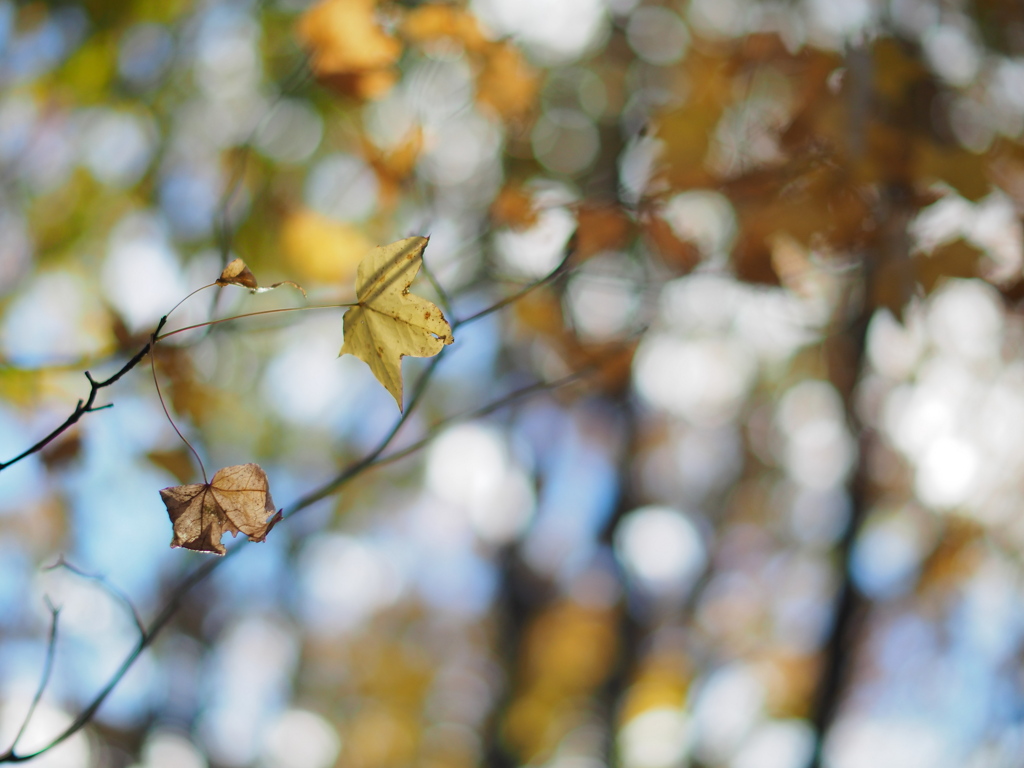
[574, 203, 634, 261]
[914, 238, 985, 294]
[297, 0, 401, 100]
[340, 237, 454, 410]
[160, 464, 279, 556]
[641, 213, 701, 276]
[491, 184, 540, 230]
[216, 258, 258, 289]
[217, 257, 307, 296]
[147, 448, 196, 486]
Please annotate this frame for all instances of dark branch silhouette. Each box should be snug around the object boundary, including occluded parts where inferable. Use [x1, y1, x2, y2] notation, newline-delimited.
[1, 600, 60, 762]
[0, 317, 166, 473]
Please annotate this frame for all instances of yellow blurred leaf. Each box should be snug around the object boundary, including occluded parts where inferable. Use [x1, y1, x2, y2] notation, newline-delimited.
[0, 367, 51, 407]
[281, 209, 374, 285]
[360, 127, 423, 208]
[513, 286, 564, 337]
[619, 654, 691, 724]
[297, 0, 401, 99]
[491, 184, 540, 230]
[56, 32, 117, 103]
[343, 706, 418, 768]
[521, 602, 617, 690]
[402, 4, 489, 52]
[476, 41, 540, 122]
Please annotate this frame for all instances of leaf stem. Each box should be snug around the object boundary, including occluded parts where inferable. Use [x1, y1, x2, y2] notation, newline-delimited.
[155, 304, 357, 342]
[163, 283, 217, 321]
[150, 329, 208, 484]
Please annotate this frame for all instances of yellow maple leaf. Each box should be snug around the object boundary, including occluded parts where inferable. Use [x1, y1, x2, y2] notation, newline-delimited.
[340, 237, 453, 410]
[296, 0, 401, 99]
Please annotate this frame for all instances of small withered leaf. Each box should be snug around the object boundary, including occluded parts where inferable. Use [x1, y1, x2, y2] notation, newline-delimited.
[216, 258, 307, 296]
[159, 464, 277, 556]
[340, 237, 453, 410]
[217, 259, 259, 289]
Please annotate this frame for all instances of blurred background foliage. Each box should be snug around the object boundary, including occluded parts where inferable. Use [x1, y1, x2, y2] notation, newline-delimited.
[2, 0, 1024, 766]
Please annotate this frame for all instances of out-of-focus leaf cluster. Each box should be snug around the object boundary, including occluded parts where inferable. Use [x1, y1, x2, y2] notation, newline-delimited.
[3, 0, 1024, 766]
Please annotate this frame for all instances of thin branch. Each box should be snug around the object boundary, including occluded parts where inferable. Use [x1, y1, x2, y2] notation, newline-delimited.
[0, 600, 60, 761]
[453, 247, 573, 329]
[286, 351, 445, 516]
[0, 316, 167, 473]
[2, 555, 225, 763]
[418, 257, 455, 319]
[44, 557, 146, 638]
[367, 368, 593, 474]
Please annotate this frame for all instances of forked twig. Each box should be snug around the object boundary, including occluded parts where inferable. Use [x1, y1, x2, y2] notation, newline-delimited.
[1, 600, 60, 762]
[44, 557, 146, 638]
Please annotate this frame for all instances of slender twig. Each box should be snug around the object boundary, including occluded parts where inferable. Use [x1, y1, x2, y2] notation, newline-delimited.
[286, 352, 445, 516]
[44, 557, 146, 637]
[0, 350, 442, 763]
[418, 257, 455, 319]
[1, 600, 60, 761]
[366, 368, 593, 474]
[453, 248, 573, 329]
[0, 317, 167, 473]
[0, 555, 224, 763]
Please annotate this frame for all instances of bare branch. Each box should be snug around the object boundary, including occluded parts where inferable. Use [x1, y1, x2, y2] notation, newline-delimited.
[418, 256, 455, 319]
[0, 601, 61, 762]
[0, 316, 167, 474]
[453, 246, 574, 329]
[44, 557, 146, 638]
